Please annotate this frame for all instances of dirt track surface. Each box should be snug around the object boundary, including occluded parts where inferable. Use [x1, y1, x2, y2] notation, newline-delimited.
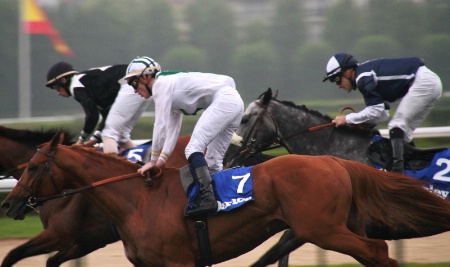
[1, 232, 450, 266]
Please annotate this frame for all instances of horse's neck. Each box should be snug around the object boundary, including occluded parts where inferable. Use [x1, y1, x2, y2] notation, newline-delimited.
[273, 106, 371, 164]
[273, 106, 330, 150]
[56, 148, 146, 225]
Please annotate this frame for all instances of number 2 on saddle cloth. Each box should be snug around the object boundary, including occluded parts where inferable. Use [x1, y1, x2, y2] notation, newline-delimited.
[368, 135, 450, 199]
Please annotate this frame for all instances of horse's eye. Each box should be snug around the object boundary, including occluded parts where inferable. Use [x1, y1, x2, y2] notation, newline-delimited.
[241, 116, 248, 124]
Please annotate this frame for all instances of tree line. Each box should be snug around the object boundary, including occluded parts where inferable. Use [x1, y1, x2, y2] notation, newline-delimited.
[0, 0, 449, 118]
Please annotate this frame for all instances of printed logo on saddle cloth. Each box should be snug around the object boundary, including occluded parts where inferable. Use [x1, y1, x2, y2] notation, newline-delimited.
[187, 166, 254, 213]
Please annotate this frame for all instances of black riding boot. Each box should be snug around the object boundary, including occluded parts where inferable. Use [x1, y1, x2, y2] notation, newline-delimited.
[185, 153, 218, 217]
[389, 127, 405, 174]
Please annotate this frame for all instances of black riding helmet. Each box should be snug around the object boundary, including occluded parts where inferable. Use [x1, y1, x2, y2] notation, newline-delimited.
[323, 53, 358, 83]
[46, 61, 78, 88]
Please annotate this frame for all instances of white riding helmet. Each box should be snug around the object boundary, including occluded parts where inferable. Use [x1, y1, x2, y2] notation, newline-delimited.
[323, 53, 358, 82]
[123, 56, 161, 80]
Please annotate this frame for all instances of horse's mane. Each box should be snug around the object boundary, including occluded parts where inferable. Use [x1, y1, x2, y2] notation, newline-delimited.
[0, 126, 75, 146]
[272, 99, 375, 137]
[277, 99, 333, 121]
[70, 145, 139, 169]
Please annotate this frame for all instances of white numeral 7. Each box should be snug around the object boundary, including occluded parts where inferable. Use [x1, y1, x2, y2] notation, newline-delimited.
[232, 173, 251, 194]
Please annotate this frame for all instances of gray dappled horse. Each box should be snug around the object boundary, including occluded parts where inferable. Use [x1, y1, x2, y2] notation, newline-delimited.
[224, 88, 446, 267]
[224, 87, 375, 167]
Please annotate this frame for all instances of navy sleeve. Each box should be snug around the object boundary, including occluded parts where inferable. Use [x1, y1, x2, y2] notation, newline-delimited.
[357, 75, 384, 106]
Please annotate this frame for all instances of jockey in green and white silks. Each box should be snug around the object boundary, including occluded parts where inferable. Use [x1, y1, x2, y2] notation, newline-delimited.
[124, 56, 244, 217]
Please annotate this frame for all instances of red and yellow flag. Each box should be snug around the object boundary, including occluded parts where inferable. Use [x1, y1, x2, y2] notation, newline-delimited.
[21, 0, 74, 57]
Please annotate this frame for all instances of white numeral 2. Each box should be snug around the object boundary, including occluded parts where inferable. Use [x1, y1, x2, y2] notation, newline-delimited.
[433, 158, 450, 182]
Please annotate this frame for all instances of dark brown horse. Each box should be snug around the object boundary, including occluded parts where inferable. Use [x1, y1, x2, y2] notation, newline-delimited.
[0, 126, 190, 267]
[4, 132, 450, 266]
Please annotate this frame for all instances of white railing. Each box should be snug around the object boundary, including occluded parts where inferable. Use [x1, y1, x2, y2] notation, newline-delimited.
[379, 126, 450, 138]
[0, 178, 17, 193]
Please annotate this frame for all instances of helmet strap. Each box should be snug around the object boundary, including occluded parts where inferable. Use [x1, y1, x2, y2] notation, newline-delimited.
[145, 84, 152, 96]
[58, 77, 72, 96]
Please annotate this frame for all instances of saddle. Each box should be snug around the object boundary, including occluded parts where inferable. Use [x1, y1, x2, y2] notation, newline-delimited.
[367, 135, 447, 172]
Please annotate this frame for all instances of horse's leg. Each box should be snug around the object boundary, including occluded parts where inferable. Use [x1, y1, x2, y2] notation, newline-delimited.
[250, 230, 304, 267]
[1, 231, 58, 267]
[46, 245, 100, 267]
[304, 225, 398, 267]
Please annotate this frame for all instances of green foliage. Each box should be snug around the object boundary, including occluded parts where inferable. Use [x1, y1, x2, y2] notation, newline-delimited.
[293, 41, 334, 100]
[423, 0, 450, 35]
[270, 0, 306, 89]
[231, 42, 278, 102]
[241, 20, 270, 45]
[185, 0, 237, 74]
[419, 34, 450, 89]
[1, 0, 449, 120]
[323, 0, 363, 52]
[139, 0, 179, 58]
[364, 0, 426, 52]
[0, 0, 19, 118]
[161, 45, 208, 72]
[351, 35, 403, 61]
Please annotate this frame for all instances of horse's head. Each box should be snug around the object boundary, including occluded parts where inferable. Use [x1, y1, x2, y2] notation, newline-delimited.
[1, 131, 65, 220]
[224, 88, 280, 167]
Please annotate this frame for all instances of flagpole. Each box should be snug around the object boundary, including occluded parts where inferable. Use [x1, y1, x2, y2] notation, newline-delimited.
[18, 0, 31, 118]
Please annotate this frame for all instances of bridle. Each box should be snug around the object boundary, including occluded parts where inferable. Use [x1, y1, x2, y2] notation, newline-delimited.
[19, 146, 143, 209]
[14, 148, 60, 211]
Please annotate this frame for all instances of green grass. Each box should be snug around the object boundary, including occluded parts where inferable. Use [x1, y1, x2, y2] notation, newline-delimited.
[0, 215, 43, 238]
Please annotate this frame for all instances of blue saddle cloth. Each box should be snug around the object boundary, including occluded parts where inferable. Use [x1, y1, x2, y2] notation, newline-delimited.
[370, 136, 450, 199]
[187, 166, 254, 214]
[99, 141, 152, 163]
[121, 142, 152, 163]
[404, 149, 450, 199]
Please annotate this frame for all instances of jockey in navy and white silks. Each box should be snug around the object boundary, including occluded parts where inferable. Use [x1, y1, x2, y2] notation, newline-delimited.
[324, 53, 442, 173]
[124, 56, 244, 217]
[46, 62, 149, 151]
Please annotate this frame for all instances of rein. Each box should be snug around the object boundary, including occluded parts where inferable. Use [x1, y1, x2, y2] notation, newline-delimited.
[23, 147, 141, 207]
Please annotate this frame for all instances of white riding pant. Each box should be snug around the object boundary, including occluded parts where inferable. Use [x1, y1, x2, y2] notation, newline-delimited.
[102, 84, 151, 146]
[388, 66, 442, 143]
[185, 88, 244, 172]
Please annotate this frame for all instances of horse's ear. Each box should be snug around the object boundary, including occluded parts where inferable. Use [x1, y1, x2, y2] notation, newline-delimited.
[273, 89, 278, 99]
[50, 131, 65, 149]
[261, 88, 272, 105]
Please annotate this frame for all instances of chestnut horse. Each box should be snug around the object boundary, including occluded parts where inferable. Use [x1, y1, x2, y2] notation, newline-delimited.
[0, 126, 190, 267]
[4, 132, 450, 267]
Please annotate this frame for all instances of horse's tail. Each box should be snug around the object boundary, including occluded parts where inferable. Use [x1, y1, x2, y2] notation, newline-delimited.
[334, 157, 450, 236]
